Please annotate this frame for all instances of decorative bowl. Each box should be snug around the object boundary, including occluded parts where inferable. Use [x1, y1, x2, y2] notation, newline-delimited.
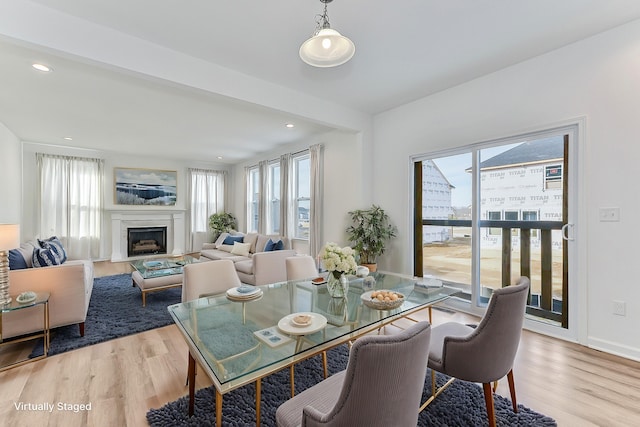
[17, 291, 37, 304]
[360, 290, 405, 310]
[356, 265, 370, 277]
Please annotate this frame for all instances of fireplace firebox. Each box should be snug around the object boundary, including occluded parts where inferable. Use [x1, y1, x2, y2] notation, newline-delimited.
[127, 226, 167, 257]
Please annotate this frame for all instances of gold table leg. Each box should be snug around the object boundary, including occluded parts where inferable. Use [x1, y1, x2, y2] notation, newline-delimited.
[255, 378, 261, 426]
[216, 388, 222, 427]
[242, 301, 246, 324]
[44, 301, 50, 354]
[322, 351, 328, 378]
[290, 365, 295, 397]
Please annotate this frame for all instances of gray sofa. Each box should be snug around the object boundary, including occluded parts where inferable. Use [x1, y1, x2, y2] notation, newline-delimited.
[200, 232, 296, 286]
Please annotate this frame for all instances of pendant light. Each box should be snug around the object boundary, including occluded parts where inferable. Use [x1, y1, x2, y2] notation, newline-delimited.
[299, 0, 355, 68]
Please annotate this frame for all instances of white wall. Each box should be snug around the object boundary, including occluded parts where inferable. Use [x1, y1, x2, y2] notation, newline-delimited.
[373, 19, 640, 359]
[0, 122, 21, 224]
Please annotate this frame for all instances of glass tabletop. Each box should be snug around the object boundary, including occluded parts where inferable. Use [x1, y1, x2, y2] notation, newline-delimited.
[130, 255, 197, 279]
[1, 292, 50, 312]
[168, 271, 459, 393]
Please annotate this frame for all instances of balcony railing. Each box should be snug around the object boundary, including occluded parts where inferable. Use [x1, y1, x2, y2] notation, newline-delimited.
[421, 219, 567, 327]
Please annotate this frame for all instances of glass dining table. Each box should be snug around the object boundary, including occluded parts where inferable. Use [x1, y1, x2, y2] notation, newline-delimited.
[168, 271, 459, 427]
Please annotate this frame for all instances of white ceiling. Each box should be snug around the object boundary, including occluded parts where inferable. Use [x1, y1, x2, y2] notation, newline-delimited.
[2, 0, 640, 163]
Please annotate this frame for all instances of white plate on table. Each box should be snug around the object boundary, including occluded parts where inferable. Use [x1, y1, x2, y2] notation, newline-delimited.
[226, 287, 263, 301]
[278, 312, 327, 336]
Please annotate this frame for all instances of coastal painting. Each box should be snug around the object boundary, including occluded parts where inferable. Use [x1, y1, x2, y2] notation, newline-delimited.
[114, 168, 177, 206]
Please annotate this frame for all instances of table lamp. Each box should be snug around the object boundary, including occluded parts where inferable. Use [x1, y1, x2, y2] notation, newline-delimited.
[0, 224, 20, 305]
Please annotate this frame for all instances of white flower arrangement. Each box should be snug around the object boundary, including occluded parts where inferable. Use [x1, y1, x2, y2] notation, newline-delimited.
[319, 242, 357, 276]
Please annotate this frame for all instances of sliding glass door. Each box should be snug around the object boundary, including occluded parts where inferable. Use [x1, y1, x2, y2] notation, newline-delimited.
[414, 128, 576, 330]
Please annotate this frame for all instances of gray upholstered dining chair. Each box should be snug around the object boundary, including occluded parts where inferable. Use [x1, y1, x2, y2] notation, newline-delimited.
[424, 276, 530, 427]
[182, 259, 241, 303]
[276, 321, 432, 427]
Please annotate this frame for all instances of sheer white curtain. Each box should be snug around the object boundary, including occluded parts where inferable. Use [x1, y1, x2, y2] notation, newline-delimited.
[258, 160, 269, 234]
[309, 144, 324, 259]
[187, 168, 226, 251]
[279, 153, 293, 238]
[36, 153, 104, 260]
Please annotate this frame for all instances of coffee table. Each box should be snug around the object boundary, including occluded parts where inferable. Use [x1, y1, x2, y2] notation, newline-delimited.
[168, 272, 459, 426]
[131, 255, 197, 306]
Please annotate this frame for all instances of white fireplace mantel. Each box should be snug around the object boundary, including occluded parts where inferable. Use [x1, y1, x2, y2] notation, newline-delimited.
[109, 210, 185, 262]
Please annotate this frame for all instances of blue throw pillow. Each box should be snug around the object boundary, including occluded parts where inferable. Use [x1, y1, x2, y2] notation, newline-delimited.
[264, 239, 284, 251]
[32, 246, 64, 267]
[8, 249, 28, 270]
[222, 235, 244, 245]
[38, 236, 67, 264]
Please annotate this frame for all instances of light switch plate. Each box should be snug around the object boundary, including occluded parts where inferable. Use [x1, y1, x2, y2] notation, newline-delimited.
[599, 207, 620, 222]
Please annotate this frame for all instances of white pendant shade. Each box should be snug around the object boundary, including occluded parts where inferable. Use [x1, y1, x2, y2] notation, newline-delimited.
[299, 28, 355, 67]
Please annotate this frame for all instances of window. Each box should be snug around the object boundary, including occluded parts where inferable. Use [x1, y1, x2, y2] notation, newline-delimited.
[189, 169, 225, 233]
[247, 167, 259, 233]
[523, 210, 539, 237]
[244, 149, 315, 240]
[488, 211, 502, 235]
[37, 153, 104, 259]
[545, 164, 562, 189]
[267, 162, 280, 234]
[505, 210, 519, 236]
[293, 154, 310, 239]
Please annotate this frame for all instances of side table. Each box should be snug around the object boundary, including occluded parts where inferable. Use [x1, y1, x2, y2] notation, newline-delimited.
[0, 292, 50, 371]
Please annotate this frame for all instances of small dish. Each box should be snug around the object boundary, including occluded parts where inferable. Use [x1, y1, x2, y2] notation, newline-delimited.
[237, 285, 255, 294]
[278, 313, 327, 336]
[311, 277, 326, 285]
[291, 314, 312, 326]
[17, 291, 37, 304]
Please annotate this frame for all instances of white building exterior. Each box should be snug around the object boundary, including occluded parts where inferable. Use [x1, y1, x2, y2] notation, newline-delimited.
[423, 137, 564, 248]
[479, 137, 564, 249]
[422, 160, 454, 243]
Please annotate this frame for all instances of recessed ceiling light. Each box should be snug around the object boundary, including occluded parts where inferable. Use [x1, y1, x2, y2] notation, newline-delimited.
[63, 137, 73, 141]
[217, 156, 223, 160]
[285, 123, 295, 128]
[32, 63, 52, 72]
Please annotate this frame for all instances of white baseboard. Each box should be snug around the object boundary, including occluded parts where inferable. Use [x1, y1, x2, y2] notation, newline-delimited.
[588, 337, 640, 362]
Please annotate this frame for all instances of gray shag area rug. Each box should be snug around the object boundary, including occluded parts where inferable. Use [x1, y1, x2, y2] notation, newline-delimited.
[31, 273, 180, 357]
[147, 345, 556, 427]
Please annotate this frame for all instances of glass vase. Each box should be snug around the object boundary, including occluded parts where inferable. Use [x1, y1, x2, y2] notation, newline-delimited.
[327, 272, 349, 298]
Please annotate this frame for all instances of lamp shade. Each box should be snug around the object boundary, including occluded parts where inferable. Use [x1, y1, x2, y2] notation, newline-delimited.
[299, 28, 355, 67]
[0, 224, 20, 250]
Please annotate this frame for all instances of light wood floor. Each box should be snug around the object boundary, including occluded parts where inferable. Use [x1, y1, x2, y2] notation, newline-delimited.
[1, 263, 639, 426]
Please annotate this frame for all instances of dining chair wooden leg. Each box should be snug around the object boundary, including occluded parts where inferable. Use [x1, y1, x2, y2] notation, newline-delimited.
[482, 382, 497, 427]
[507, 369, 518, 412]
[186, 353, 197, 386]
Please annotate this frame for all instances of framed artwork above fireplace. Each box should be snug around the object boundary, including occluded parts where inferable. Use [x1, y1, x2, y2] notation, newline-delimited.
[114, 167, 177, 206]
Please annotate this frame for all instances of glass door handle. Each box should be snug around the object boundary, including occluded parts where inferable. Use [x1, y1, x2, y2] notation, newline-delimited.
[561, 223, 574, 241]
